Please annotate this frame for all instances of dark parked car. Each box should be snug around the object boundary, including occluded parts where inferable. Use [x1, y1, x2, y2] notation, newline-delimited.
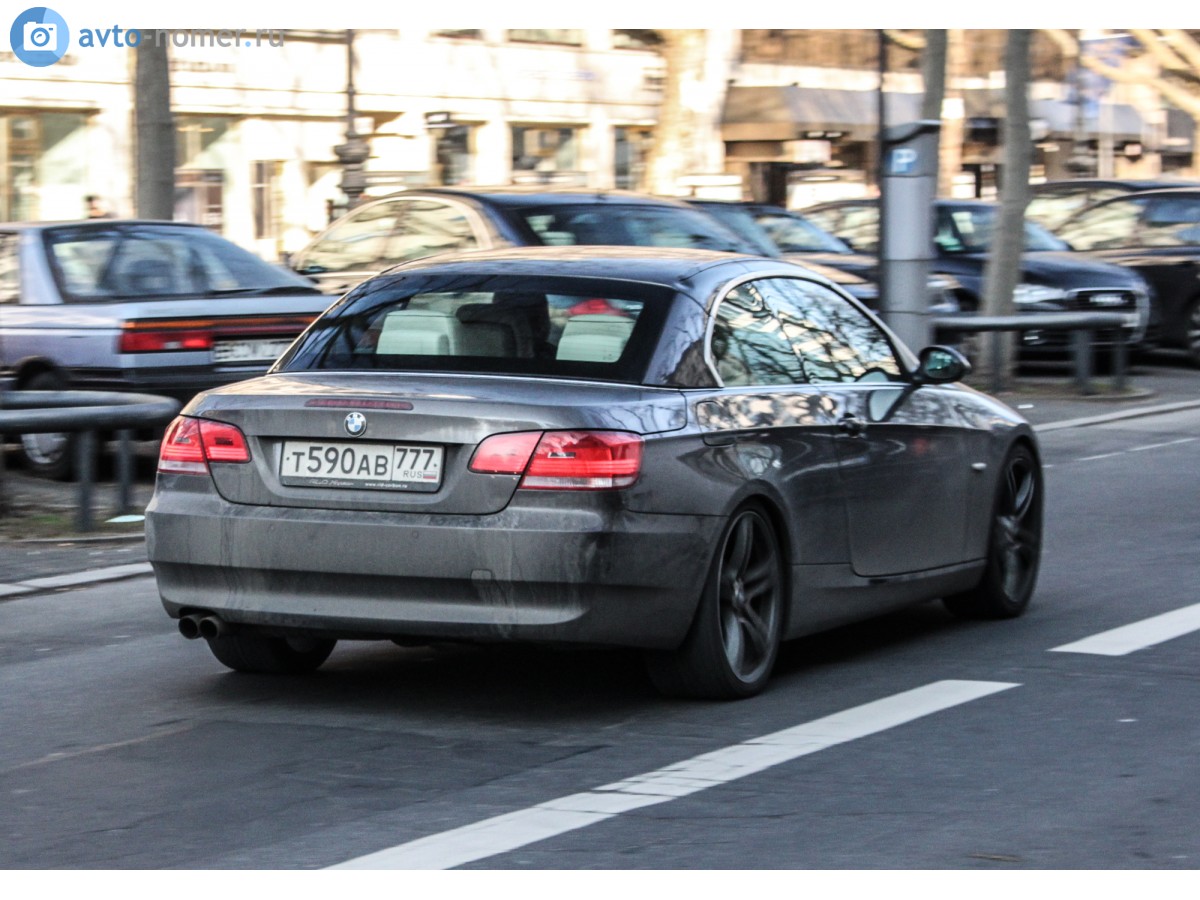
[146, 247, 1043, 700]
[289, 187, 752, 295]
[1055, 188, 1200, 364]
[687, 199, 960, 313]
[0, 220, 334, 477]
[1027, 178, 1200, 233]
[801, 197, 1152, 354]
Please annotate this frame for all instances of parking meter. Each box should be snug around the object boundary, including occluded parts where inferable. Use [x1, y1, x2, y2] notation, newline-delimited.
[879, 120, 941, 353]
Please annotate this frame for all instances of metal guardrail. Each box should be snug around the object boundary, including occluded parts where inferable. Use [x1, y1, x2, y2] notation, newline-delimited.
[933, 311, 1134, 396]
[0, 390, 181, 533]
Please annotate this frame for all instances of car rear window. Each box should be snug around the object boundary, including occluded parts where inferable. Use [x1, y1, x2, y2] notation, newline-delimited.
[277, 273, 677, 384]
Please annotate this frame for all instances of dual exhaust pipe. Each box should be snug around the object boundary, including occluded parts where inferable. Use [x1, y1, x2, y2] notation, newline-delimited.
[178, 612, 229, 641]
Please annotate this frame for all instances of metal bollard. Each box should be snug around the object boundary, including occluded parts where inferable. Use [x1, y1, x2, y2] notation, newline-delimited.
[74, 429, 96, 533]
[117, 429, 134, 515]
[1072, 329, 1094, 396]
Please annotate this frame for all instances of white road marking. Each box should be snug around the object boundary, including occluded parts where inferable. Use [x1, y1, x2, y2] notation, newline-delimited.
[1076, 452, 1124, 462]
[331, 679, 1019, 870]
[1126, 438, 1197, 453]
[1050, 603, 1200, 656]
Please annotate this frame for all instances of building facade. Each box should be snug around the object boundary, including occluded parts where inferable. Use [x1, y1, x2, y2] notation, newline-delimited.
[0, 28, 672, 260]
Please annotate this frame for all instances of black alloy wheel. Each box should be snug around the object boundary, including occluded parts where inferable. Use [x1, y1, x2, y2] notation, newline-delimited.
[945, 444, 1043, 619]
[646, 505, 785, 699]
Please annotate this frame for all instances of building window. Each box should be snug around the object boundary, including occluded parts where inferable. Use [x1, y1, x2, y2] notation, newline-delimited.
[614, 127, 652, 191]
[434, 126, 473, 186]
[252, 160, 284, 241]
[506, 30, 583, 46]
[174, 170, 224, 232]
[0, 112, 87, 221]
[512, 126, 581, 183]
[612, 30, 662, 51]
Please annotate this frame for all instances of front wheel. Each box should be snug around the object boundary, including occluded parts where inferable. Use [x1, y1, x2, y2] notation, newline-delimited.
[645, 505, 785, 700]
[205, 631, 336, 674]
[944, 444, 1043, 619]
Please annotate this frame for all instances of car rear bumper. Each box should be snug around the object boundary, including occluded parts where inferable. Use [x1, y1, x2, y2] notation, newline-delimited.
[145, 478, 722, 650]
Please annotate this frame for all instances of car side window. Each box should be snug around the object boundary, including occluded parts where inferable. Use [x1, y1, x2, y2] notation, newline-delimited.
[1058, 197, 1145, 250]
[0, 234, 18, 304]
[709, 282, 805, 386]
[760, 277, 902, 384]
[1139, 197, 1200, 247]
[299, 200, 406, 273]
[378, 199, 480, 268]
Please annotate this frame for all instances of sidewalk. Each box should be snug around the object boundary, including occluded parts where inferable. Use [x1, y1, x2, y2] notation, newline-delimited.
[2, 362, 1198, 594]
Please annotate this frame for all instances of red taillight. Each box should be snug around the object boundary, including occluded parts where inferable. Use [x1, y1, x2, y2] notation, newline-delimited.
[158, 416, 251, 475]
[120, 328, 213, 353]
[470, 430, 643, 490]
[469, 432, 543, 475]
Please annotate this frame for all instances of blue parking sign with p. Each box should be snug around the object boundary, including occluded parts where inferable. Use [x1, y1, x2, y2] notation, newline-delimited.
[889, 147, 919, 176]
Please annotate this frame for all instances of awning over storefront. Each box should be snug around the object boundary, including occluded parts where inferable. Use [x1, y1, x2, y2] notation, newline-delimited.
[1030, 98, 1144, 143]
[722, 85, 921, 143]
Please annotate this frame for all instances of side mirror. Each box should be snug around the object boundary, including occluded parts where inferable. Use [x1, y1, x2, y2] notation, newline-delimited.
[913, 345, 970, 386]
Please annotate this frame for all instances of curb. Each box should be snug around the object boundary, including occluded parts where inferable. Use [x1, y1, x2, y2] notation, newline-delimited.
[0, 562, 154, 600]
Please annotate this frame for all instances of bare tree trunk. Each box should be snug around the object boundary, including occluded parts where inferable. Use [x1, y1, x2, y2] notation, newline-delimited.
[135, 37, 175, 220]
[979, 29, 1033, 392]
[646, 29, 708, 196]
[939, 29, 967, 198]
[921, 30, 947, 122]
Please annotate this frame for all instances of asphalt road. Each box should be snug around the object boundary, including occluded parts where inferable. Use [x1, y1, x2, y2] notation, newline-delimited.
[2, 407, 1199, 870]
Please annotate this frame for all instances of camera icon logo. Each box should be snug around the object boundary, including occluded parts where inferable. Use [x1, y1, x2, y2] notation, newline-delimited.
[24, 20, 56, 48]
[10, 7, 69, 67]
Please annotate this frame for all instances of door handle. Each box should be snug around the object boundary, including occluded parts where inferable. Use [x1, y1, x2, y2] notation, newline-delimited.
[838, 415, 867, 437]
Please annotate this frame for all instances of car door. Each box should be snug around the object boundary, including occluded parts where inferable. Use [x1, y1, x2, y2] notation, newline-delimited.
[695, 278, 848, 573]
[761, 277, 973, 577]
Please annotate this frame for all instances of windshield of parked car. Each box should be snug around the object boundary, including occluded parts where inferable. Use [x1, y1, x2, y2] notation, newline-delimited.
[689, 205, 780, 256]
[43, 224, 320, 301]
[520, 204, 754, 254]
[751, 210, 852, 254]
[277, 273, 677, 384]
[935, 205, 1070, 254]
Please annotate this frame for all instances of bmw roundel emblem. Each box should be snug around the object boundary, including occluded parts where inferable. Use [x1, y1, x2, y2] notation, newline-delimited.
[344, 412, 367, 437]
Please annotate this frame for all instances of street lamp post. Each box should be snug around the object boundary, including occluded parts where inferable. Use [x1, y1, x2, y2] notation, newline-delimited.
[334, 29, 370, 212]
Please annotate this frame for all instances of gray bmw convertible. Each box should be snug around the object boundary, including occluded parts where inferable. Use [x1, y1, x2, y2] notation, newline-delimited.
[145, 247, 1043, 699]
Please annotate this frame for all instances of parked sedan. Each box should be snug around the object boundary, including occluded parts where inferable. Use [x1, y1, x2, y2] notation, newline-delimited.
[1055, 188, 1200, 364]
[146, 247, 1043, 700]
[0, 220, 334, 477]
[687, 199, 961, 313]
[289, 187, 753, 295]
[801, 197, 1152, 354]
[1027, 178, 1200, 233]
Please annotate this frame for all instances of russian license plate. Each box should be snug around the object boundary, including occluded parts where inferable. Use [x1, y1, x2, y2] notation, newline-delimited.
[213, 338, 295, 364]
[279, 440, 444, 491]
[1088, 293, 1128, 308]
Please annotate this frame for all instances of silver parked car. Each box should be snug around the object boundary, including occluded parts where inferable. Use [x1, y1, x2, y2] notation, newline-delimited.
[146, 247, 1044, 699]
[0, 220, 335, 477]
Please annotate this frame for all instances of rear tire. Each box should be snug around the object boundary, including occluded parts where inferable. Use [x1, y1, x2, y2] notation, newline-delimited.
[205, 631, 336, 674]
[17, 372, 75, 481]
[645, 505, 784, 700]
[944, 444, 1043, 620]
[1184, 296, 1200, 367]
